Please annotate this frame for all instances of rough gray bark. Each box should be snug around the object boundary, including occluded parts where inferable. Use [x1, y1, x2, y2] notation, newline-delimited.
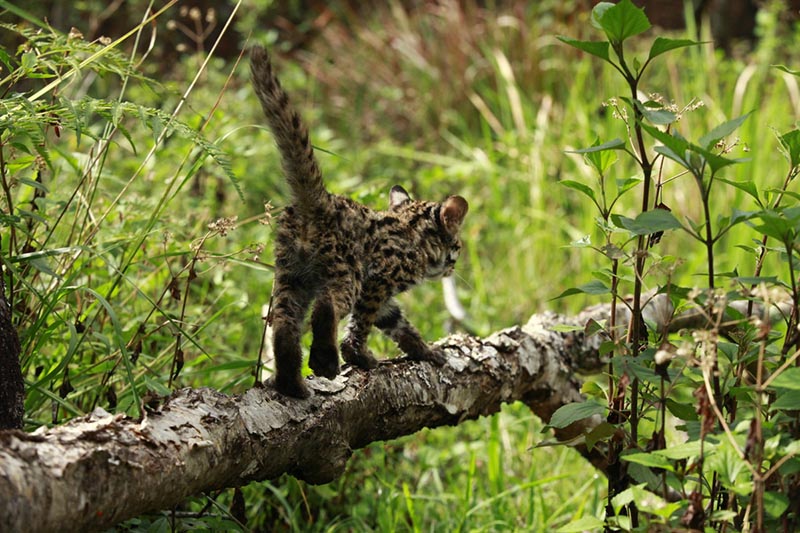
[0, 311, 606, 533]
[1, 292, 785, 532]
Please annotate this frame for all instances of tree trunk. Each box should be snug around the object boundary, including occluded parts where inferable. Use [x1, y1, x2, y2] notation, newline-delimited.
[0, 290, 23, 431]
[0, 294, 785, 532]
[0, 310, 609, 533]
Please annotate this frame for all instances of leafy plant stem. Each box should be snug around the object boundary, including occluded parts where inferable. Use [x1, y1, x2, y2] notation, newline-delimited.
[0, 142, 16, 304]
[701, 188, 715, 289]
[747, 166, 799, 316]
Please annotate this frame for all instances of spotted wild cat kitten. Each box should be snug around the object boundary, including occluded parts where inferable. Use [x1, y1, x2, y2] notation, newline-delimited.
[250, 46, 468, 399]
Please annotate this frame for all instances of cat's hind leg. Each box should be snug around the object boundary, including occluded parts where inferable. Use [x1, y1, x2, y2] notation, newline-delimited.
[271, 279, 314, 398]
[309, 297, 340, 379]
[309, 277, 356, 379]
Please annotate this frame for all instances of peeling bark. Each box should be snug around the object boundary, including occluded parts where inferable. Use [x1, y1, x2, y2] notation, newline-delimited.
[0, 312, 606, 533]
[1, 293, 783, 532]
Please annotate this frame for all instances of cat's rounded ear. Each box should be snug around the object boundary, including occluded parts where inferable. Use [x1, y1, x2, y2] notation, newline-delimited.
[440, 195, 468, 234]
[389, 185, 411, 209]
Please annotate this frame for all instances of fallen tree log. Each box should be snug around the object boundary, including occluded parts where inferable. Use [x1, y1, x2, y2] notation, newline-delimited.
[0, 309, 611, 533]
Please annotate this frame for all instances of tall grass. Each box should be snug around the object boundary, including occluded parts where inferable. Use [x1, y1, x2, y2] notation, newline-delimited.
[2, 0, 799, 529]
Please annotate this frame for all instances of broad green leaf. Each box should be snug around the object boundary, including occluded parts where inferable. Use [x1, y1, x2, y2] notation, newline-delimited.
[749, 209, 800, 243]
[585, 421, 617, 450]
[648, 37, 700, 61]
[591, 2, 615, 30]
[618, 484, 682, 518]
[764, 491, 790, 518]
[666, 398, 698, 420]
[768, 367, 800, 390]
[547, 401, 605, 429]
[774, 64, 800, 77]
[640, 107, 677, 126]
[559, 180, 597, 204]
[707, 440, 751, 495]
[566, 138, 626, 154]
[699, 112, 751, 150]
[654, 440, 704, 460]
[18, 177, 49, 193]
[716, 178, 761, 206]
[553, 280, 611, 299]
[695, 145, 746, 174]
[584, 318, 607, 336]
[770, 390, 800, 411]
[557, 36, 610, 63]
[625, 98, 676, 126]
[613, 209, 683, 236]
[595, 0, 651, 44]
[641, 123, 691, 167]
[777, 128, 800, 169]
[616, 176, 641, 196]
[732, 275, 779, 285]
[569, 138, 624, 174]
[622, 452, 674, 471]
[585, 147, 618, 175]
[600, 243, 625, 260]
[730, 208, 758, 226]
[557, 516, 606, 533]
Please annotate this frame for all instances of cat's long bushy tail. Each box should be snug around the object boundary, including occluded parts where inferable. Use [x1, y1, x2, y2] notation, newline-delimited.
[250, 46, 326, 212]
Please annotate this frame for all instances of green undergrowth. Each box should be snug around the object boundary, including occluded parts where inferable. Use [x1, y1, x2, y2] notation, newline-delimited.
[2, 0, 800, 530]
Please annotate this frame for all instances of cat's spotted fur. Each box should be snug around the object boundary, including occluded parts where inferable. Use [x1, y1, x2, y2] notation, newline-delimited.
[250, 46, 468, 398]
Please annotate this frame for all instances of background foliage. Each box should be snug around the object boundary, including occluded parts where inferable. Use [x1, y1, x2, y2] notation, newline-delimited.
[1, 0, 799, 530]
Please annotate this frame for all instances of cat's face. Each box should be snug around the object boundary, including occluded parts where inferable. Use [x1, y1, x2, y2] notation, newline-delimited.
[389, 186, 468, 280]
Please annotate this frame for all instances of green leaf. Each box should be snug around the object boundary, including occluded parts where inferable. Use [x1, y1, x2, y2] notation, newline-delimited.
[654, 440, 704, 460]
[772, 390, 800, 411]
[699, 112, 751, 150]
[641, 123, 691, 168]
[640, 107, 677, 126]
[666, 398, 698, 420]
[777, 128, 800, 169]
[585, 421, 617, 450]
[625, 98, 676, 126]
[568, 138, 624, 174]
[594, 0, 651, 44]
[768, 367, 800, 390]
[553, 280, 611, 299]
[547, 401, 606, 429]
[591, 2, 615, 30]
[648, 37, 701, 61]
[763, 491, 790, 518]
[557, 36, 611, 63]
[697, 146, 745, 175]
[749, 209, 800, 243]
[732, 275, 780, 285]
[559, 180, 597, 204]
[774, 64, 800, 77]
[716, 178, 761, 206]
[557, 516, 606, 533]
[616, 176, 641, 196]
[613, 209, 683, 236]
[567, 137, 626, 154]
[622, 452, 674, 471]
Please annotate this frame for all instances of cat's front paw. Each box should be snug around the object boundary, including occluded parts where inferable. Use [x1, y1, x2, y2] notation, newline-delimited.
[309, 343, 340, 379]
[341, 341, 378, 370]
[269, 375, 311, 399]
[407, 345, 447, 365]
